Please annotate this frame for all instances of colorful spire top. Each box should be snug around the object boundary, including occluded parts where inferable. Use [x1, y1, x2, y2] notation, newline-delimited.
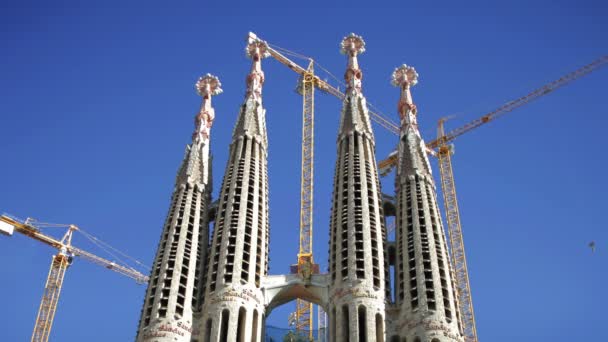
[340, 33, 366, 94]
[193, 74, 222, 143]
[245, 33, 270, 99]
[196, 74, 223, 104]
[340, 33, 366, 57]
[391, 64, 419, 128]
[391, 64, 418, 88]
[246, 33, 271, 59]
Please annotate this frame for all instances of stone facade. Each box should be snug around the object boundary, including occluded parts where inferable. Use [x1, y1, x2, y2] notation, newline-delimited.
[136, 34, 469, 342]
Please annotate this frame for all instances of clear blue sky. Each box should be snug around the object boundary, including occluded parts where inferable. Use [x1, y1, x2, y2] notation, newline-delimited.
[1, 0, 606, 340]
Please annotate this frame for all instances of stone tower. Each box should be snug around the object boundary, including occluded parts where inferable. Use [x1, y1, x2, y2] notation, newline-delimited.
[328, 33, 389, 342]
[391, 65, 464, 342]
[136, 74, 221, 342]
[198, 35, 270, 342]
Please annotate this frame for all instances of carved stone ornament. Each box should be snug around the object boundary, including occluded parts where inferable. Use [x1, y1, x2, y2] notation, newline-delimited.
[193, 74, 222, 142]
[392, 65, 420, 125]
[340, 33, 366, 94]
[245, 36, 270, 60]
[195, 74, 223, 98]
[391, 64, 419, 87]
[340, 33, 366, 56]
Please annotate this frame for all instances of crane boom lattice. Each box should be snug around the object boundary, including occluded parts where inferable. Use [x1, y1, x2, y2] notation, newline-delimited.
[379, 56, 608, 175]
[429, 55, 607, 149]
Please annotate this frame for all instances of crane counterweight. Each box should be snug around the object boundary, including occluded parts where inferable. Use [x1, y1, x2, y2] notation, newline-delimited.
[0, 220, 14, 236]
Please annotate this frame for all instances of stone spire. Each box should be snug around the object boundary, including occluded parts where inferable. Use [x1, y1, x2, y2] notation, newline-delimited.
[230, 34, 270, 145]
[174, 74, 222, 188]
[340, 33, 366, 95]
[391, 65, 432, 178]
[198, 34, 270, 342]
[328, 33, 388, 342]
[193, 74, 222, 144]
[391, 65, 419, 133]
[337, 33, 374, 139]
[244, 35, 270, 100]
[136, 74, 220, 342]
[390, 65, 464, 341]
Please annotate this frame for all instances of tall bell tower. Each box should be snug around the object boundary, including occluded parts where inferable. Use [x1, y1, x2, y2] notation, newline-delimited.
[198, 35, 270, 342]
[391, 65, 464, 342]
[327, 33, 389, 342]
[136, 74, 221, 342]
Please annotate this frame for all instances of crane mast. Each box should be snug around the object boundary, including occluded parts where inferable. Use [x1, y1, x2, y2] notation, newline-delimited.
[298, 61, 315, 269]
[33, 253, 70, 342]
[294, 60, 316, 339]
[31, 223, 77, 342]
[436, 119, 477, 342]
[0, 214, 148, 342]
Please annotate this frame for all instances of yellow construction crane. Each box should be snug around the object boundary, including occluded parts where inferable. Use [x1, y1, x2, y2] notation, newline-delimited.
[294, 59, 317, 339]
[0, 213, 148, 342]
[379, 55, 607, 342]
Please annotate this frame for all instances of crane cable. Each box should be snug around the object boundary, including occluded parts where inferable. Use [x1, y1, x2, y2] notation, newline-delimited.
[268, 43, 311, 61]
[77, 228, 150, 273]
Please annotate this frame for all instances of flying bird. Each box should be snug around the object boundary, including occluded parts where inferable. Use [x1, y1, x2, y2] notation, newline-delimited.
[588, 241, 596, 253]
